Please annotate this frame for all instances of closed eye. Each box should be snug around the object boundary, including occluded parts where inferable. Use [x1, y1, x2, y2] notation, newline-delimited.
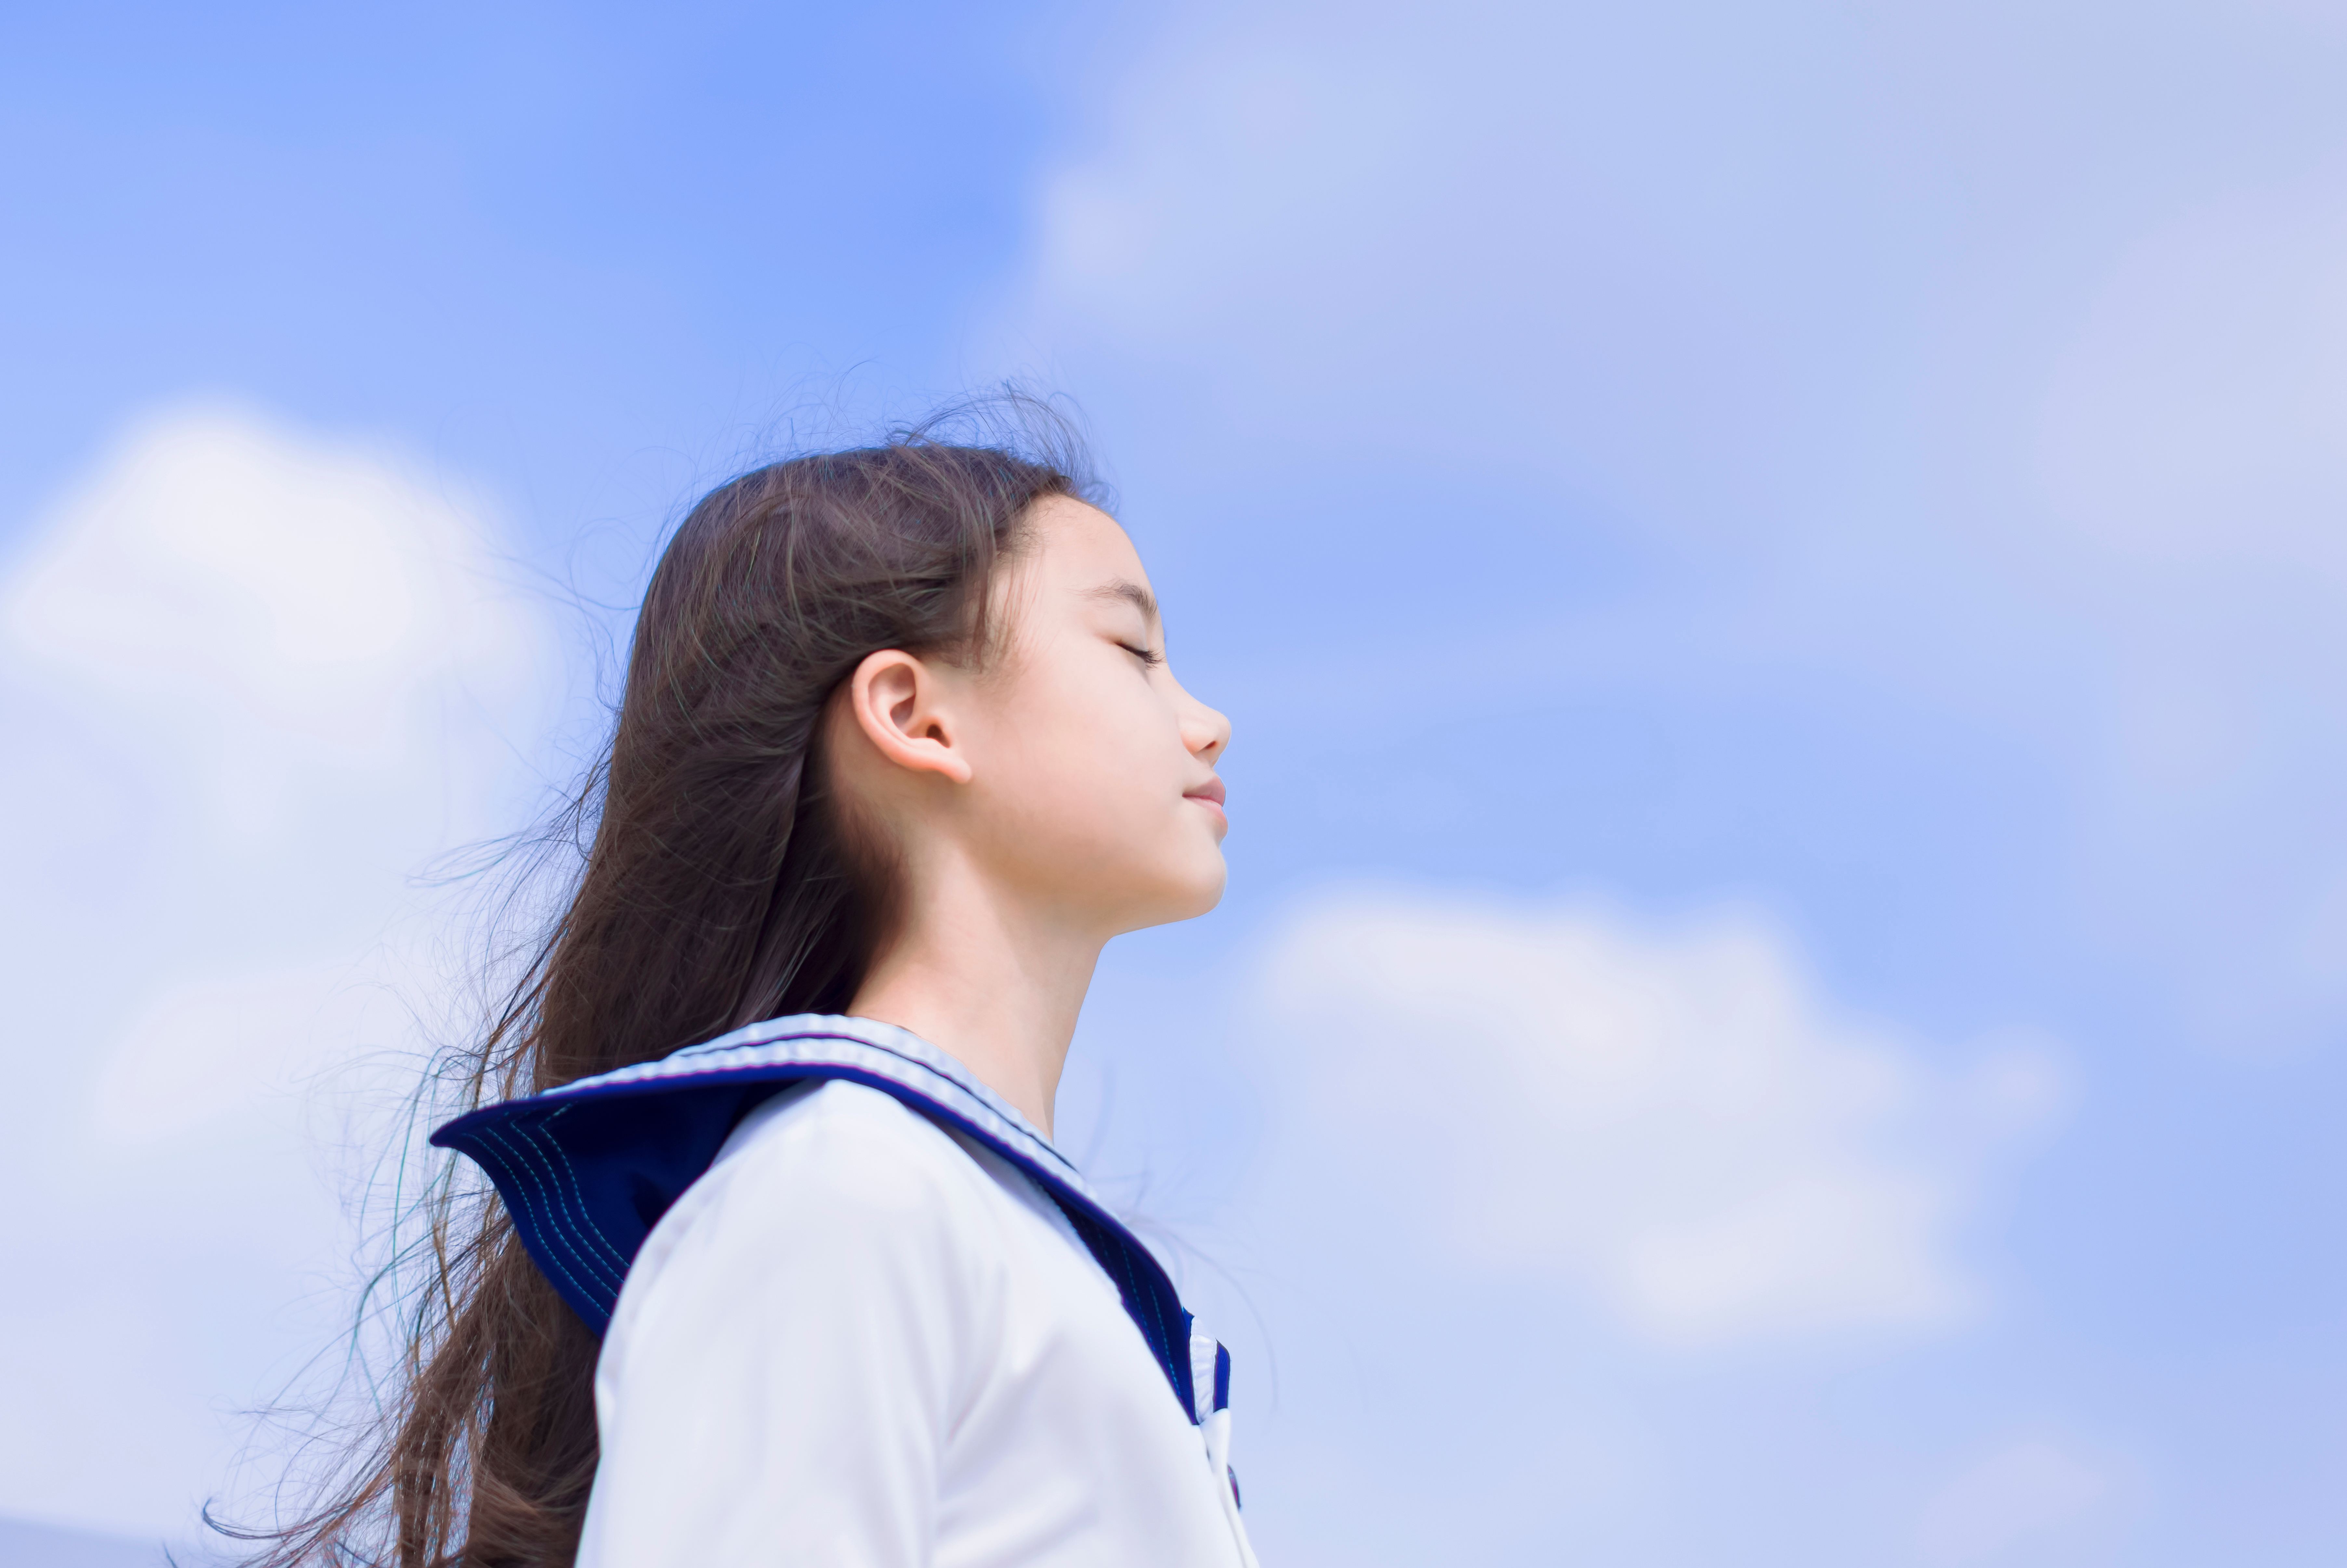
[1118, 641, 1165, 668]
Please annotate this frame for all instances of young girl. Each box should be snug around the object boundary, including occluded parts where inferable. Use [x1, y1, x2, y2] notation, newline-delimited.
[265, 424, 1258, 1566]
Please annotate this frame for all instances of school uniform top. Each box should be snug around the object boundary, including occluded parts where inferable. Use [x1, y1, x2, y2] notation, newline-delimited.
[432, 1014, 1259, 1568]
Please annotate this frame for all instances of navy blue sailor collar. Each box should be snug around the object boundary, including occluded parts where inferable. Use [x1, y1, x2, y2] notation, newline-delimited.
[431, 1013, 1225, 1425]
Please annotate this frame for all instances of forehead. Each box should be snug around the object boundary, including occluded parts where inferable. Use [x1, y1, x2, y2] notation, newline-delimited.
[1021, 495, 1149, 596]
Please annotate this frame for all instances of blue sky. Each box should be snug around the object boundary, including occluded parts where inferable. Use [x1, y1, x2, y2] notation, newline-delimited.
[4, 1, 2346, 1562]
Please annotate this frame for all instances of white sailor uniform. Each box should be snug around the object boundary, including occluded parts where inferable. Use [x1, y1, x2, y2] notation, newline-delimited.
[433, 1014, 1258, 1568]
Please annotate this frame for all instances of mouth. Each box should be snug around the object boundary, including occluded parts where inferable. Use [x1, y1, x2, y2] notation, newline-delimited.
[1185, 776, 1228, 826]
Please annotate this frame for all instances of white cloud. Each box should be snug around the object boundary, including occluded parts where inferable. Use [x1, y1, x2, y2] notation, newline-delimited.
[8, 406, 535, 722]
[1254, 887, 2065, 1346]
[0, 402, 559, 1537]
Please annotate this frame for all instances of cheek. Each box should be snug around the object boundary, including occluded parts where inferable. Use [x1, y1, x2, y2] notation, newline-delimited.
[987, 673, 1185, 846]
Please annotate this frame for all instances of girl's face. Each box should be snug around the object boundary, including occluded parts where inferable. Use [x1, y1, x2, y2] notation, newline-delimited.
[960, 496, 1231, 935]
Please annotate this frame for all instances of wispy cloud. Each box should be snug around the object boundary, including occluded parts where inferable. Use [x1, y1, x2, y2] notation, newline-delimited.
[993, 0, 2347, 1056]
[1915, 1432, 2134, 1565]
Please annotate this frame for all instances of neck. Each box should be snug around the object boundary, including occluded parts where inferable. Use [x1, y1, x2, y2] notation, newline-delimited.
[846, 854, 1102, 1140]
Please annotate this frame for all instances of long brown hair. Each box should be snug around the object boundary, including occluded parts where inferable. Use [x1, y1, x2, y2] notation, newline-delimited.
[241, 411, 1093, 1566]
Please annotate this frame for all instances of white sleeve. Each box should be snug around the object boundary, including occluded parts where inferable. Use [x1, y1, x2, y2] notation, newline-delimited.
[575, 1087, 988, 1568]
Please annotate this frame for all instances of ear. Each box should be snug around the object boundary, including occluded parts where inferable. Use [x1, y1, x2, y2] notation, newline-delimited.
[844, 648, 975, 785]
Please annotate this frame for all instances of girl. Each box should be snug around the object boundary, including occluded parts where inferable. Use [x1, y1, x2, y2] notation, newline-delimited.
[262, 420, 1258, 1566]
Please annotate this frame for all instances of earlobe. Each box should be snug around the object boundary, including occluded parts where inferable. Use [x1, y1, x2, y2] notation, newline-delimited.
[848, 649, 975, 784]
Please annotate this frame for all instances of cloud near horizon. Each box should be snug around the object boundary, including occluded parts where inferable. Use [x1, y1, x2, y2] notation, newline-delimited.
[1254, 887, 2067, 1347]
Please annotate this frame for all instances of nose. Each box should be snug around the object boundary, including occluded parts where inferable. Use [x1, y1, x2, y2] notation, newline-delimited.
[1180, 688, 1232, 764]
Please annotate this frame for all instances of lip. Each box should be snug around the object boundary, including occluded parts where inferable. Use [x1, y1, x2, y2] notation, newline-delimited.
[1185, 776, 1228, 828]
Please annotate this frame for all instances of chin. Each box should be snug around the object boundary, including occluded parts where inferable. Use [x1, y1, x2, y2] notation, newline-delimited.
[1170, 859, 1228, 921]
[1121, 860, 1227, 931]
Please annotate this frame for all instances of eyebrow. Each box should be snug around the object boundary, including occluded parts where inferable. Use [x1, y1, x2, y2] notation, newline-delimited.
[1082, 578, 1160, 624]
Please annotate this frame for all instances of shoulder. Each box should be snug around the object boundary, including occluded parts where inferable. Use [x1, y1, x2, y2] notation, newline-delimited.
[715, 1077, 994, 1214]
[611, 1081, 1006, 1329]
[587, 1081, 1017, 1542]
